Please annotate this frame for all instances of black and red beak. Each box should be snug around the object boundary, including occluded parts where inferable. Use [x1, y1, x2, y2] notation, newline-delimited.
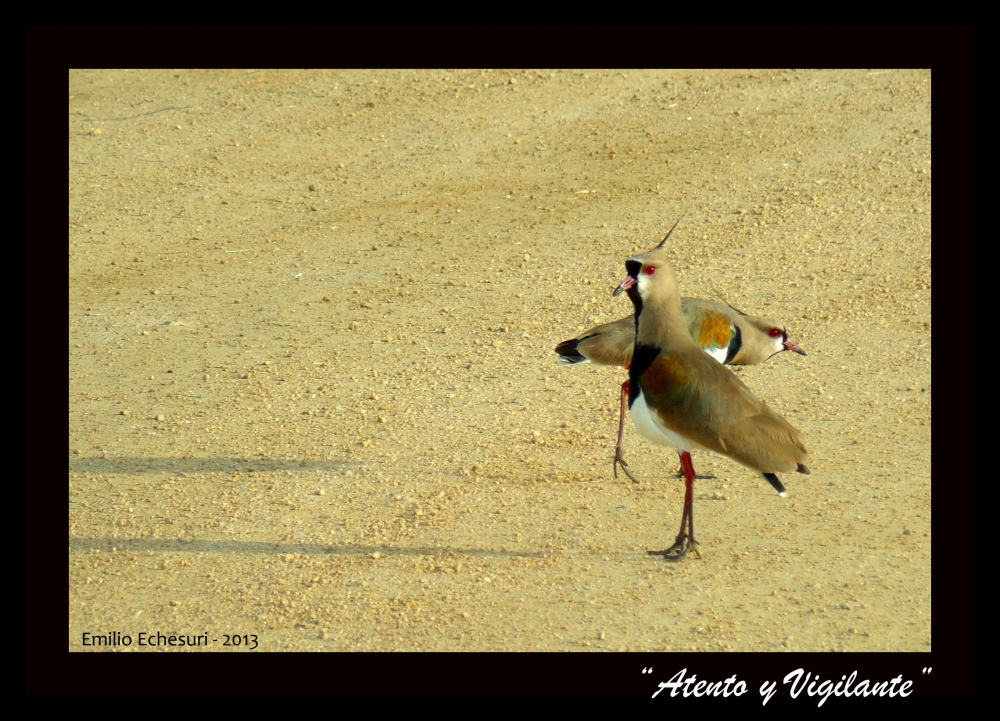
[782, 331, 807, 356]
[613, 275, 636, 297]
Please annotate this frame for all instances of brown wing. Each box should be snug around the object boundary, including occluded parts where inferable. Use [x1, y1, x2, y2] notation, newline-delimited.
[569, 316, 635, 367]
[639, 349, 809, 473]
[680, 301, 737, 352]
[681, 297, 738, 321]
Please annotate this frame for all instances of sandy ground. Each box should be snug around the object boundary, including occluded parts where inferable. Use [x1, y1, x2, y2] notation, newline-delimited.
[69, 69, 930, 652]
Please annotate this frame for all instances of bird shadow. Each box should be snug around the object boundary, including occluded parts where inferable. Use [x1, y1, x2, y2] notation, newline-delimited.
[69, 456, 356, 475]
[69, 536, 543, 559]
[69, 456, 545, 559]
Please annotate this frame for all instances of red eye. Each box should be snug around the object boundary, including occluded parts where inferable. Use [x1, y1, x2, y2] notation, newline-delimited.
[768, 328, 782, 338]
[643, 265, 656, 275]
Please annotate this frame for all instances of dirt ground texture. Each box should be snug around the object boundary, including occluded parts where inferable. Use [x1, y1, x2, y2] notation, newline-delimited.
[69, 69, 930, 652]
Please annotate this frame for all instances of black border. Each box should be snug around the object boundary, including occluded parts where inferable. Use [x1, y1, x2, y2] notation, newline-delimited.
[33, 26, 973, 697]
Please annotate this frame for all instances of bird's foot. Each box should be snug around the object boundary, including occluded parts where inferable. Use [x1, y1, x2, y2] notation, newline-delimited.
[614, 448, 642, 484]
[647, 535, 701, 562]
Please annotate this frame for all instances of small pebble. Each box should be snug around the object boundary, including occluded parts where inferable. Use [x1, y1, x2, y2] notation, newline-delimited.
[155, 414, 165, 421]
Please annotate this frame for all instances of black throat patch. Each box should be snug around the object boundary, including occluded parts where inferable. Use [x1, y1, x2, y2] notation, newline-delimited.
[623, 260, 644, 332]
[628, 344, 661, 408]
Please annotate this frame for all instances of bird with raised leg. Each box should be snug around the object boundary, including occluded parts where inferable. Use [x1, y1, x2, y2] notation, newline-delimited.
[555, 298, 806, 483]
[612, 220, 810, 560]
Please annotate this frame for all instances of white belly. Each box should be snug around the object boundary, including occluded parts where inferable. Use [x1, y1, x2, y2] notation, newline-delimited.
[630, 391, 706, 453]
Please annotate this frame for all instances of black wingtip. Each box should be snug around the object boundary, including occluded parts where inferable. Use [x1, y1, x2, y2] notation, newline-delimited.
[763, 472, 787, 496]
[554, 338, 580, 356]
[554, 338, 588, 364]
[797, 464, 811, 475]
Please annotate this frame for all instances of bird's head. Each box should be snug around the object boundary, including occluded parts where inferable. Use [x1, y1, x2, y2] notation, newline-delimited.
[613, 219, 683, 311]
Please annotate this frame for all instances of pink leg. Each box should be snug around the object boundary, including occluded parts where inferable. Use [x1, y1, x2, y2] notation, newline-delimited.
[648, 450, 701, 561]
[613, 380, 640, 484]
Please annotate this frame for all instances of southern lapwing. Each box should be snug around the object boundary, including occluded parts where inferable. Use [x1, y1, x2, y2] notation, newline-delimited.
[612, 222, 810, 560]
[555, 300, 806, 482]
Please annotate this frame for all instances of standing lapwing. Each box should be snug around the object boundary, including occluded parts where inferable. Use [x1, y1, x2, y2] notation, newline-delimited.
[612, 221, 810, 560]
[555, 300, 806, 482]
